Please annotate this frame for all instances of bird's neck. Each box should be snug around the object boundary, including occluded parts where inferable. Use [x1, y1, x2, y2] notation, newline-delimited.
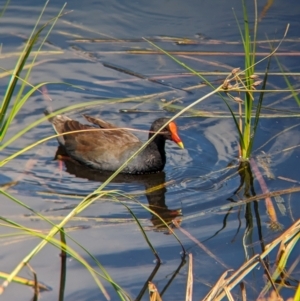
[148, 133, 166, 160]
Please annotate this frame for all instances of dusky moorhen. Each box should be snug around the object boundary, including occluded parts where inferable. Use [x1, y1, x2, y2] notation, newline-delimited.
[45, 112, 184, 174]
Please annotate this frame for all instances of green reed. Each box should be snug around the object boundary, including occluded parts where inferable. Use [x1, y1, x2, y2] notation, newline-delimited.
[0, 2, 130, 300]
[0, 0, 66, 142]
[145, 0, 284, 161]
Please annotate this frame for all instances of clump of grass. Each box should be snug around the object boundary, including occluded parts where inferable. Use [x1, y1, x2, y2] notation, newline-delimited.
[144, 0, 289, 162]
[0, 1, 67, 143]
[0, 2, 130, 300]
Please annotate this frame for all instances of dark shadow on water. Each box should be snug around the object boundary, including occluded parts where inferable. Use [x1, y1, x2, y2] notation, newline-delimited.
[234, 160, 255, 197]
[233, 161, 265, 255]
[54, 146, 182, 232]
[202, 161, 265, 249]
[136, 253, 187, 301]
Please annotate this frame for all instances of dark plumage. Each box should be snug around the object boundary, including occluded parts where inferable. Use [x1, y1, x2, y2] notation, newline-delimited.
[45, 111, 184, 174]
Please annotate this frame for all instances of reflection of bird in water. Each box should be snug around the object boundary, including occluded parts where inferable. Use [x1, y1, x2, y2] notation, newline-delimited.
[144, 172, 182, 233]
[54, 146, 182, 232]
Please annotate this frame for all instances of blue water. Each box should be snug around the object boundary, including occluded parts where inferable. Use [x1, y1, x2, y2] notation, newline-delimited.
[0, 1, 299, 300]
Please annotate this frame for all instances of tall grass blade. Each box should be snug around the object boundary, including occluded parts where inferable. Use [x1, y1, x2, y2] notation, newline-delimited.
[14, 3, 67, 106]
[0, 0, 10, 18]
[0, 1, 50, 137]
[0, 2, 67, 142]
[0, 81, 80, 145]
[247, 56, 272, 157]
[241, 0, 254, 158]
[274, 55, 300, 106]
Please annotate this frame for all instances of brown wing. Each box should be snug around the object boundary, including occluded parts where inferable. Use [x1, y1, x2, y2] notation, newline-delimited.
[83, 114, 116, 129]
[51, 116, 141, 167]
[82, 114, 140, 142]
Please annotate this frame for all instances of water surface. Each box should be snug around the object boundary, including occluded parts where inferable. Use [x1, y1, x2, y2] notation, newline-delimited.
[1, 1, 300, 300]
